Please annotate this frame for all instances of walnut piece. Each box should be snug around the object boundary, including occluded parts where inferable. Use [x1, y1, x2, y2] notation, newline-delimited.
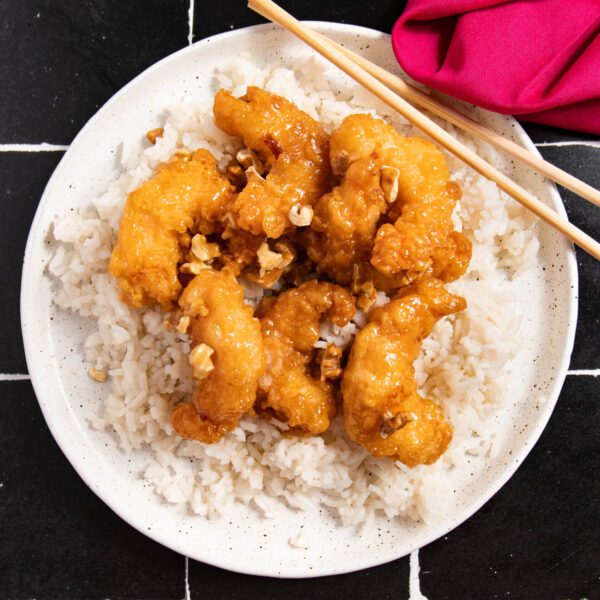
[246, 267, 285, 289]
[236, 148, 265, 175]
[176, 315, 190, 334]
[381, 410, 411, 438]
[357, 281, 377, 312]
[189, 343, 214, 381]
[191, 234, 220, 262]
[179, 261, 210, 275]
[288, 204, 314, 227]
[180, 234, 221, 275]
[320, 344, 343, 382]
[257, 242, 294, 278]
[380, 166, 400, 204]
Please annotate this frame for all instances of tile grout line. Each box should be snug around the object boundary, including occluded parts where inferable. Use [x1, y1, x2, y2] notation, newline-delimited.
[0, 143, 69, 152]
[567, 369, 600, 377]
[0, 374, 30, 381]
[188, 0, 195, 46]
[409, 550, 427, 600]
[184, 556, 191, 600]
[535, 141, 600, 148]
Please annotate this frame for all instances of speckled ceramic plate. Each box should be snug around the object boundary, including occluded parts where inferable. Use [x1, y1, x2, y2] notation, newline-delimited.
[21, 23, 577, 577]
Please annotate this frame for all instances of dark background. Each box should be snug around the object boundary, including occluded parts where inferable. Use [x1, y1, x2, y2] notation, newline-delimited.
[1, 1, 599, 599]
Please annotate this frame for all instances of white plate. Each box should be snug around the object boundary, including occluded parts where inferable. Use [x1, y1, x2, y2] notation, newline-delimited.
[21, 23, 577, 577]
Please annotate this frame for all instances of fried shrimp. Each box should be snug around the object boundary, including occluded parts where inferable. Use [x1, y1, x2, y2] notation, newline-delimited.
[329, 113, 404, 177]
[213, 87, 330, 238]
[171, 269, 265, 444]
[257, 281, 355, 434]
[329, 114, 471, 282]
[110, 87, 476, 472]
[306, 156, 388, 285]
[109, 149, 236, 310]
[341, 278, 466, 467]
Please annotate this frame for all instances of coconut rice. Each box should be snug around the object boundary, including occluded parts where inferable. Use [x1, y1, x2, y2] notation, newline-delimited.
[47, 54, 539, 526]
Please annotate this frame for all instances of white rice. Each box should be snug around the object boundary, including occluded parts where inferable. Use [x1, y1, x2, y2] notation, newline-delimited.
[48, 53, 539, 526]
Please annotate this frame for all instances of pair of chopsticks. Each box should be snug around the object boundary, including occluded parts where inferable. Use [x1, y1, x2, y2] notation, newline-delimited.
[248, 0, 600, 262]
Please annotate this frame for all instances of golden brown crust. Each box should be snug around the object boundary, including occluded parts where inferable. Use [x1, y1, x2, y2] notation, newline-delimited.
[171, 269, 265, 444]
[114, 91, 475, 467]
[306, 156, 387, 285]
[257, 280, 355, 434]
[213, 87, 330, 238]
[108, 150, 236, 310]
[341, 278, 466, 467]
[330, 113, 471, 283]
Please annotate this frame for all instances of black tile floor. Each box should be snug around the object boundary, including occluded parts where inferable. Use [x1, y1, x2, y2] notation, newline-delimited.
[0, 0, 189, 144]
[1, 1, 599, 599]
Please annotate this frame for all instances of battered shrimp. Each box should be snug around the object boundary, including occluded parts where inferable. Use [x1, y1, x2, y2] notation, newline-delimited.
[329, 113, 403, 176]
[213, 87, 330, 238]
[257, 281, 355, 434]
[341, 278, 466, 467]
[329, 114, 471, 282]
[306, 156, 387, 285]
[109, 150, 236, 310]
[171, 269, 265, 444]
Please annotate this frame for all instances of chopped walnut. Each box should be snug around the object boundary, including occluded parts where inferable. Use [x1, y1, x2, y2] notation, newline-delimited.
[236, 148, 265, 175]
[257, 242, 294, 278]
[320, 344, 343, 382]
[89, 368, 107, 382]
[179, 261, 210, 275]
[351, 263, 372, 295]
[180, 234, 220, 275]
[357, 281, 377, 311]
[146, 127, 164, 144]
[351, 264, 363, 294]
[189, 343, 214, 381]
[176, 315, 190, 334]
[246, 267, 284, 289]
[288, 204, 314, 227]
[380, 166, 400, 204]
[220, 223, 238, 241]
[246, 240, 295, 288]
[191, 234, 220, 262]
[381, 410, 411, 438]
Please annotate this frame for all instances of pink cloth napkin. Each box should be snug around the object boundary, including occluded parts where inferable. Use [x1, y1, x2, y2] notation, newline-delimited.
[392, 0, 600, 134]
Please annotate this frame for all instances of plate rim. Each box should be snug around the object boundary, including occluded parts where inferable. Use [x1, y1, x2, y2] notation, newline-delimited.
[20, 21, 579, 578]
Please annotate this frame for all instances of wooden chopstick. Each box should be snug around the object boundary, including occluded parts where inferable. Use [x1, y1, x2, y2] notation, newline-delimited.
[318, 34, 600, 210]
[248, 0, 600, 262]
